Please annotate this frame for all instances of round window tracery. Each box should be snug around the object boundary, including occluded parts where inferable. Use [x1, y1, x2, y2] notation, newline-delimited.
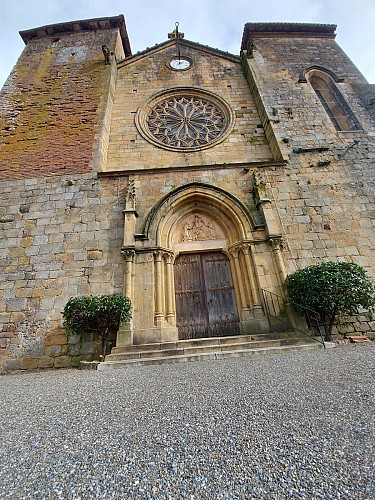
[136, 89, 234, 152]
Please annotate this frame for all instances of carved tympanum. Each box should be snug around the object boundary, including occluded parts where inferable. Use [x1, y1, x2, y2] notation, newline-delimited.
[179, 214, 222, 242]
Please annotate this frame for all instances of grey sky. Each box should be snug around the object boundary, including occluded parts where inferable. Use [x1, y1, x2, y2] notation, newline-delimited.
[0, 0, 374, 89]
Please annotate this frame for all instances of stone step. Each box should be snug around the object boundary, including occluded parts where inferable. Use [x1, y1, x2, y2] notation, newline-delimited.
[110, 331, 313, 354]
[96, 343, 324, 371]
[105, 336, 315, 362]
[347, 335, 372, 343]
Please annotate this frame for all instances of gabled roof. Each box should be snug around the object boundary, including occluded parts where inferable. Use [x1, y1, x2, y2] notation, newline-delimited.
[118, 38, 239, 68]
[20, 15, 132, 57]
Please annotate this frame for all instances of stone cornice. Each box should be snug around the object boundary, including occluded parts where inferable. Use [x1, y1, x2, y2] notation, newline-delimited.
[241, 22, 336, 51]
[20, 15, 132, 56]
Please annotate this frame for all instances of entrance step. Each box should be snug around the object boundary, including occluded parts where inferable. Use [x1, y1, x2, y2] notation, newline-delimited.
[92, 333, 324, 371]
[347, 335, 372, 343]
[110, 331, 310, 355]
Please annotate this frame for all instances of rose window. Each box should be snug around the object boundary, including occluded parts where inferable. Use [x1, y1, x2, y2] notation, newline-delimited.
[147, 96, 224, 148]
[136, 89, 233, 152]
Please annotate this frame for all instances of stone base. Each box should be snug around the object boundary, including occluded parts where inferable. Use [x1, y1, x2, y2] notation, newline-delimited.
[117, 317, 179, 346]
[133, 325, 179, 345]
[240, 306, 270, 334]
[116, 323, 133, 346]
[241, 317, 270, 335]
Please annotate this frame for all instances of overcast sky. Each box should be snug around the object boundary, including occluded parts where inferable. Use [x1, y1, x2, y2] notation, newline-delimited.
[0, 0, 374, 89]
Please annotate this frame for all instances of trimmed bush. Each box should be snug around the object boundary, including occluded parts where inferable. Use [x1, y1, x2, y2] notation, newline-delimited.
[62, 294, 132, 360]
[285, 262, 374, 341]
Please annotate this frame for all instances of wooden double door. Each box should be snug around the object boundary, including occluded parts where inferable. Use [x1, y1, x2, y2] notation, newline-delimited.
[174, 252, 239, 340]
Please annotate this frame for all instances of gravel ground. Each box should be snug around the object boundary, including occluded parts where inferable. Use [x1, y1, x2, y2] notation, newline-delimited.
[0, 344, 374, 499]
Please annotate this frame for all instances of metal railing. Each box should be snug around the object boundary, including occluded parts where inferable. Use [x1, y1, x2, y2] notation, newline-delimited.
[261, 289, 326, 348]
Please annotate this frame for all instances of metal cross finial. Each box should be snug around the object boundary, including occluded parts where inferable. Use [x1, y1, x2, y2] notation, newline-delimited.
[168, 22, 184, 40]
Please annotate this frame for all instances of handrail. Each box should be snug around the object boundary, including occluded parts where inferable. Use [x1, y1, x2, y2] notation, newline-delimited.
[261, 289, 326, 348]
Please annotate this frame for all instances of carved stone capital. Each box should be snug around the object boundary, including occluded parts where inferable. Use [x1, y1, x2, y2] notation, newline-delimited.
[268, 237, 284, 251]
[153, 249, 173, 262]
[121, 249, 136, 261]
[228, 247, 239, 259]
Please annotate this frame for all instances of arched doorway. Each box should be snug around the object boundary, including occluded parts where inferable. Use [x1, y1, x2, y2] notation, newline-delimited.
[174, 251, 239, 339]
[118, 182, 275, 347]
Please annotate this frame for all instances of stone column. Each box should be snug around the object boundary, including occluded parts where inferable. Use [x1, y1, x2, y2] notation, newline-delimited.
[154, 250, 165, 327]
[117, 249, 136, 346]
[242, 243, 262, 307]
[238, 246, 254, 308]
[229, 252, 242, 310]
[232, 243, 268, 334]
[164, 252, 176, 326]
[230, 248, 249, 312]
[121, 249, 135, 300]
[269, 237, 287, 284]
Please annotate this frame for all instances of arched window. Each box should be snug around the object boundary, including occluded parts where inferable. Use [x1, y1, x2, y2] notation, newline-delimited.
[308, 70, 361, 131]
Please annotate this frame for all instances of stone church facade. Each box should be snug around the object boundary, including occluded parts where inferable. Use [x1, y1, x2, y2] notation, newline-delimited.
[0, 16, 374, 371]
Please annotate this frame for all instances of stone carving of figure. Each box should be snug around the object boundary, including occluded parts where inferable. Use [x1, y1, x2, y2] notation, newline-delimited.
[180, 214, 218, 242]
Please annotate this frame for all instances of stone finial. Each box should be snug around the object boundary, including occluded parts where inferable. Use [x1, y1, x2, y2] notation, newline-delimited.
[124, 180, 136, 211]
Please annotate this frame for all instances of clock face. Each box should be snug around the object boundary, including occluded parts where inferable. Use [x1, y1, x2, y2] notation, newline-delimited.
[169, 58, 191, 70]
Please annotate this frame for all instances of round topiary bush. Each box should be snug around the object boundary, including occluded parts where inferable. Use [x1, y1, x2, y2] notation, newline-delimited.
[285, 261, 374, 341]
[62, 294, 132, 360]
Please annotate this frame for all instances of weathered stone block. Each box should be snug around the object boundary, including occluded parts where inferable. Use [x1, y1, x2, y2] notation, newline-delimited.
[1, 358, 21, 371]
[44, 334, 68, 346]
[87, 249, 103, 260]
[336, 323, 355, 334]
[352, 322, 370, 332]
[67, 334, 81, 345]
[9, 312, 26, 324]
[54, 356, 72, 368]
[5, 298, 27, 311]
[45, 345, 62, 357]
[37, 357, 54, 369]
[80, 341, 100, 355]
[68, 344, 81, 357]
[20, 358, 40, 370]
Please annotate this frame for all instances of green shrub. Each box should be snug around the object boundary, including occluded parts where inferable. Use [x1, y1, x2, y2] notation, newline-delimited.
[62, 294, 132, 360]
[285, 262, 374, 341]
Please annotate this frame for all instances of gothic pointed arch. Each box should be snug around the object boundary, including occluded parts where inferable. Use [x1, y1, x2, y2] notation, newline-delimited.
[299, 65, 344, 83]
[142, 182, 256, 248]
[304, 68, 362, 131]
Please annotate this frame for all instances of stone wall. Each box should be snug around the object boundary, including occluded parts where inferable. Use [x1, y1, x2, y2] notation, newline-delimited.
[106, 42, 274, 172]
[0, 28, 121, 180]
[333, 312, 375, 338]
[241, 31, 375, 280]
[1, 21, 374, 371]
[0, 174, 126, 372]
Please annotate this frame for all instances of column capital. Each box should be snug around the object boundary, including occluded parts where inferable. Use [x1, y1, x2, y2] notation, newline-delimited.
[121, 248, 136, 261]
[268, 236, 284, 251]
[153, 249, 174, 261]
